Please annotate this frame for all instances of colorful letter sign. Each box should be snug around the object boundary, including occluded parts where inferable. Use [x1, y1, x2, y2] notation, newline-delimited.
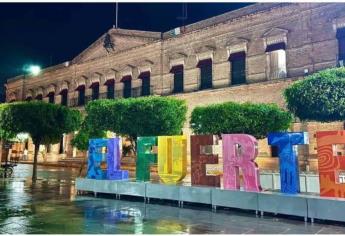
[157, 136, 187, 184]
[136, 137, 157, 181]
[87, 139, 107, 180]
[222, 134, 261, 192]
[316, 131, 345, 198]
[106, 138, 129, 180]
[191, 135, 221, 187]
[268, 132, 308, 194]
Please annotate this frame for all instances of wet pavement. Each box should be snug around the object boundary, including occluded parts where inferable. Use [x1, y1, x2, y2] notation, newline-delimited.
[0, 164, 345, 234]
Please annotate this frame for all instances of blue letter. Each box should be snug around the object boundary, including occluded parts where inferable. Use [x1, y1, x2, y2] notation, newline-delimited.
[268, 132, 309, 194]
[87, 139, 108, 179]
[107, 138, 129, 180]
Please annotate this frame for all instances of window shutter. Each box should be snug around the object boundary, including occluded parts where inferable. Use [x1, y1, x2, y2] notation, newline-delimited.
[269, 50, 286, 79]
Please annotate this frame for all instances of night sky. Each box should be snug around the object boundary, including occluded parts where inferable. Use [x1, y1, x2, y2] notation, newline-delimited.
[0, 2, 253, 101]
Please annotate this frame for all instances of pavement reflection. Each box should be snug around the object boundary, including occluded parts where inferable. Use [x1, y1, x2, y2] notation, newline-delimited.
[0, 164, 344, 234]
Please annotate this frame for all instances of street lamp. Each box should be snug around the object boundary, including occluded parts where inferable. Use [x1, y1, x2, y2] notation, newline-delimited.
[22, 64, 41, 100]
[28, 65, 41, 76]
[23, 64, 41, 76]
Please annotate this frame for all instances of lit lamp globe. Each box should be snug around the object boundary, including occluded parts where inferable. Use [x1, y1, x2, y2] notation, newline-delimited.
[29, 65, 41, 76]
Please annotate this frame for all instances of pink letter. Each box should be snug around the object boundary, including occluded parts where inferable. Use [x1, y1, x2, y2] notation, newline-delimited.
[222, 134, 261, 192]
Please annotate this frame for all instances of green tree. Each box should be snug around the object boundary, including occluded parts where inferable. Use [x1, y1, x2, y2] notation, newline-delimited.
[191, 102, 292, 139]
[0, 101, 82, 181]
[73, 96, 187, 150]
[71, 120, 106, 151]
[284, 67, 345, 122]
[0, 103, 16, 141]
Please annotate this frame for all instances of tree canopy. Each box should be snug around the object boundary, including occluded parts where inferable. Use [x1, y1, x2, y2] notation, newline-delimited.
[0, 101, 82, 180]
[72, 96, 187, 150]
[71, 120, 106, 151]
[0, 101, 82, 144]
[190, 102, 292, 139]
[284, 67, 345, 122]
[0, 103, 16, 141]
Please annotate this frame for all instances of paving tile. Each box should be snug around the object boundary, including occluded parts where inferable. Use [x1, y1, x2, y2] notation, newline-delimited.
[1, 164, 345, 234]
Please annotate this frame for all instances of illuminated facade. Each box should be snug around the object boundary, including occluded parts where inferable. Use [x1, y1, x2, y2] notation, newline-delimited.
[4, 3, 345, 171]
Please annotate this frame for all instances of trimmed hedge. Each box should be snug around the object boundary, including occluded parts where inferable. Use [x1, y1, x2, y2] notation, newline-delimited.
[72, 96, 187, 150]
[284, 67, 345, 122]
[190, 102, 292, 139]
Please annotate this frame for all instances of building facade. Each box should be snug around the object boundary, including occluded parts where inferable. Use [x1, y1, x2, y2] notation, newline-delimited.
[4, 3, 345, 171]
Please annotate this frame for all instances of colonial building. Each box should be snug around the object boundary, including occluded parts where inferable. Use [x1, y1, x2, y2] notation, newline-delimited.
[4, 3, 345, 171]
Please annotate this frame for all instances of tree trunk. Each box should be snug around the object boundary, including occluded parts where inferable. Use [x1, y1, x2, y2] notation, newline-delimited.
[131, 136, 137, 156]
[32, 141, 40, 182]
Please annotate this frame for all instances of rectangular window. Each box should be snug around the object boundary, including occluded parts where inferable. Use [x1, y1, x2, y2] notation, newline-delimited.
[123, 81, 131, 98]
[106, 80, 115, 99]
[60, 90, 68, 106]
[141, 78, 150, 96]
[197, 59, 212, 90]
[121, 75, 132, 98]
[77, 86, 85, 106]
[229, 51, 246, 85]
[139, 72, 151, 96]
[48, 92, 55, 104]
[171, 65, 184, 93]
[91, 83, 99, 100]
[266, 42, 287, 79]
[337, 27, 345, 65]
